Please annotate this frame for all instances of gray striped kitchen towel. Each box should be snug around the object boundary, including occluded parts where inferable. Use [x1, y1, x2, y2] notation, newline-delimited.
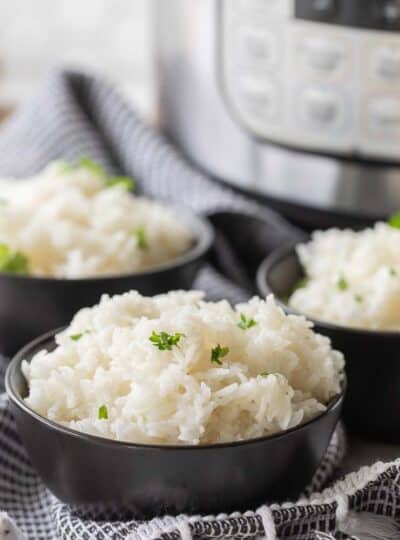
[0, 69, 397, 540]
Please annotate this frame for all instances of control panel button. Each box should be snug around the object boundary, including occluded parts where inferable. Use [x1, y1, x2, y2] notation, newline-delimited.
[238, 78, 280, 124]
[301, 36, 344, 73]
[367, 96, 400, 133]
[300, 87, 343, 128]
[238, 27, 279, 70]
[372, 45, 400, 81]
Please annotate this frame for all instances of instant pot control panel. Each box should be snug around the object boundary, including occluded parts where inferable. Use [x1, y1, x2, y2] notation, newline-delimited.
[220, 0, 400, 161]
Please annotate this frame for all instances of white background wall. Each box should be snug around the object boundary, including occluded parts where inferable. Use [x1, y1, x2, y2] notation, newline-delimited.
[0, 0, 154, 119]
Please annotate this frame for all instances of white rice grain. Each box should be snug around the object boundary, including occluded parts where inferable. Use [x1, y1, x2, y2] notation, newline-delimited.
[0, 162, 193, 278]
[290, 223, 400, 330]
[23, 291, 344, 445]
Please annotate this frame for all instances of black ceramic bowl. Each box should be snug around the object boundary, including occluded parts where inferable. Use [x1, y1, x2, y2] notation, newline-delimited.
[6, 329, 344, 516]
[0, 208, 213, 356]
[257, 243, 400, 443]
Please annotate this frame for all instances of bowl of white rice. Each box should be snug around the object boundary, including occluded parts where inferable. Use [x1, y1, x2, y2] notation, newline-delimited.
[6, 290, 344, 515]
[0, 159, 213, 355]
[257, 221, 400, 442]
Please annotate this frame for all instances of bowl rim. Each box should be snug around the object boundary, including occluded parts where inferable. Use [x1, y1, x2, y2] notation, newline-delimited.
[0, 205, 214, 283]
[6, 326, 346, 451]
[257, 241, 400, 338]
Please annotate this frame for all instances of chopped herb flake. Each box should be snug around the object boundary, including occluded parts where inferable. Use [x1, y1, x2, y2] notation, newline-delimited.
[63, 157, 135, 191]
[58, 161, 73, 174]
[211, 344, 229, 365]
[260, 371, 269, 377]
[0, 244, 28, 275]
[390, 267, 397, 277]
[98, 405, 108, 420]
[337, 276, 348, 291]
[79, 157, 106, 177]
[105, 176, 135, 191]
[133, 227, 148, 249]
[238, 313, 257, 330]
[149, 331, 184, 351]
[389, 212, 400, 229]
[70, 330, 90, 342]
[354, 294, 363, 303]
[292, 277, 309, 293]
[70, 333, 83, 341]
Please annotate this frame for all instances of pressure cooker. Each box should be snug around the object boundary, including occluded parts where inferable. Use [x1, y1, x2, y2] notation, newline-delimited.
[155, 0, 400, 226]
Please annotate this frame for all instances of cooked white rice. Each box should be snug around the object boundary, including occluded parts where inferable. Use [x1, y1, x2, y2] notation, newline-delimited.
[22, 291, 344, 445]
[289, 222, 400, 330]
[0, 161, 193, 278]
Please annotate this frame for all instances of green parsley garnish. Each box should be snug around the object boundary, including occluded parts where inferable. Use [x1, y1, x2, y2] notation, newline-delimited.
[390, 267, 397, 277]
[211, 344, 229, 366]
[337, 276, 348, 291]
[80, 156, 135, 190]
[133, 227, 148, 249]
[79, 156, 106, 177]
[149, 331, 184, 351]
[354, 294, 363, 303]
[58, 161, 74, 174]
[238, 313, 257, 330]
[293, 277, 309, 293]
[105, 176, 135, 191]
[98, 405, 108, 420]
[388, 212, 400, 229]
[63, 157, 135, 191]
[70, 330, 90, 341]
[260, 371, 269, 377]
[0, 244, 28, 275]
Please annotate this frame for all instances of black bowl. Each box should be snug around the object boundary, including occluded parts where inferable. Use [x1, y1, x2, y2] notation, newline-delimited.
[6, 329, 344, 516]
[257, 243, 400, 443]
[0, 207, 213, 356]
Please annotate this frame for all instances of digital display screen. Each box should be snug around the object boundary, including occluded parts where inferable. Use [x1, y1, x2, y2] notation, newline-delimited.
[295, 0, 400, 31]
